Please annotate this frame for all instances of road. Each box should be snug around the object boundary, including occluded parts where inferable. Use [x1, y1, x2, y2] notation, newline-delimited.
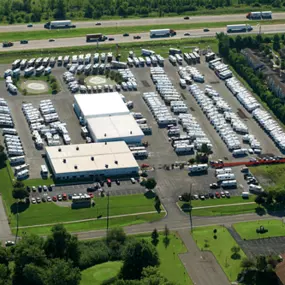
[2, 23, 285, 52]
[0, 12, 284, 33]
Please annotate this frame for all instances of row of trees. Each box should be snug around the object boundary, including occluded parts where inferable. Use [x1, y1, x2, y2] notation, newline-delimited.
[0, 0, 277, 23]
[218, 33, 285, 125]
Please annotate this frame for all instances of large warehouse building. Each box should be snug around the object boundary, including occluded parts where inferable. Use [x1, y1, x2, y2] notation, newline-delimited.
[73, 92, 144, 144]
[45, 141, 139, 180]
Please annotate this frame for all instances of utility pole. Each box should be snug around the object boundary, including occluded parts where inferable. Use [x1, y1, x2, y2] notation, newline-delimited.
[189, 183, 193, 233]
[106, 192, 110, 233]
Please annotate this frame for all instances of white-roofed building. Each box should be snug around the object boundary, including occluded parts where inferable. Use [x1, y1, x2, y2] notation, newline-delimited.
[73, 93, 144, 144]
[46, 141, 139, 179]
[73, 92, 130, 120]
[87, 114, 144, 143]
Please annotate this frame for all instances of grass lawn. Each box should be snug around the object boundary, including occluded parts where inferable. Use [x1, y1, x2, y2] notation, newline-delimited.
[233, 220, 285, 240]
[80, 261, 122, 285]
[0, 38, 218, 64]
[139, 233, 193, 285]
[178, 196, 258, 216]
[14, 213, 165, 236]
[250, 164, 285, 190]
[192, 226, 246, 282]
[0, 19, 282, 42]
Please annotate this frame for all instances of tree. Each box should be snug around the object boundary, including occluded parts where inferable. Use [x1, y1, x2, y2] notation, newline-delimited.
[231, 246, 241, 259]
[45, 259, 81, 285]
[22, 263, 46, 285]
[200, 143, 211, 155]
[120, 239, 160, 280]
[12, 188, 29, 200]
[151, 229, 159, 246]
[154, 196, 161, 212]
[256, 255, 268, 272]
[44, 224, 80, 266]
[145, 178, 157, 190]
[241, 258, 255, 269]
[54, 0, 66, 19]
[255, 195, 265, 206]
[0, 263, 11, 285]
[181, 192, 191, 202]
[106, 227, 126, 257]
[163, 225, 170, 248]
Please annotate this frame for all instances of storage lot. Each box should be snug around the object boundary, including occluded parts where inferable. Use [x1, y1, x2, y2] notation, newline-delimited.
[0, 48, 283, 197]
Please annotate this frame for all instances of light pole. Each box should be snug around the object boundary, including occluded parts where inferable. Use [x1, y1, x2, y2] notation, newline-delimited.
[106, 191, 110, 233]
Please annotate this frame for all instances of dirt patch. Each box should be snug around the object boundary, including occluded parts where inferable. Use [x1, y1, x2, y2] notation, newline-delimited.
[21, 80, 49, 95]
[237, 108, 248, 119]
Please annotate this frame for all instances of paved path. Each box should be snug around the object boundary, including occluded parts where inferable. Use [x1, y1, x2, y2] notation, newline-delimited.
[193, 201, 255, 210]
[0, 196, 13, 241]
[178, 229, 230, 285]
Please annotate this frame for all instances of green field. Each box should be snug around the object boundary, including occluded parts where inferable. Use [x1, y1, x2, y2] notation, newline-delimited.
[15, 213, 165, 236]
[233, 219, 285, 240]
[140, 233, 193, 285]
[250, 164, 285, 190]
[0, 19, 281, 42]
[81, 261, 122, 285]
[192, 226, 246, 282]
[0, 37, 218, 64]
[179, 196, 258, 216]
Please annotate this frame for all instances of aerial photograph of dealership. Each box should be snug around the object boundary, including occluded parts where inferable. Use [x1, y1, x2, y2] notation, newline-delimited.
[2, 3, 285, 285]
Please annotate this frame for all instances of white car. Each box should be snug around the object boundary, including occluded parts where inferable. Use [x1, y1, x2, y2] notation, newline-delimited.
[220, 191, 225, 198]
[36, 197, 41, 203]
[32, 186, 36, 192]
[225, 191, 230, 198]
[47, 196, 52, 202]
[31, 197, 36, 204]
[43, 185, 48, 191]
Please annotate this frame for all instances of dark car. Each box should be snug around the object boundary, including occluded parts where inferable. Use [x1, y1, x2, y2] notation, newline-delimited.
[115, 179, 120, 185]
[26, 186, 30, 192]
[209, 193, 214, 199]
[210, 183, 219, 189]
[42, 197, 47, 202]
[184, 16, 190, 20]
[95, 22, 101, 26]
[204, 193, 209, 199]
[48, 185, 53, 191]
[87, 186, 95, 191]
[49, 39, 55, 42]
[123, 33, 129, 37]
[20, 40, 29, 44]
[203, 28, 210, 32]
[133, 35, 141, 39]
[108, 37, 115, 41]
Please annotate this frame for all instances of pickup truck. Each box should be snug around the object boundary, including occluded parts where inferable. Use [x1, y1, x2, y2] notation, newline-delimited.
[3, 42, 13, 47]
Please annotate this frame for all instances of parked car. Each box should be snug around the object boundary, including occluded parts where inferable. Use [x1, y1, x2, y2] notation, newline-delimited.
[225, 191, 230, 198]
[215, 192, 221, 198]
[115, 179, 120, 185]
[36, 197, 41, 203]
[210, 183, 219, 189]
[88, 193, 94, 198]
[130, 177, 136, 184]
[220, 191, 225, 198]
[193, 194, 199, 200]
[47, 196, 52, 202]
[52, 196, 57, 202]
[43, 185, 48, 191]
[31, 197, 36, 204]
[38, 185, 42, 191]
[42, 196, 47, 202]
[57, 194, 62, 201]
[209, 193, 214, 199]
[62, 193, 67, 200]
[48, 185, 53, 191]
[32, 186, 37, 192]
[106, 178, 112, 187]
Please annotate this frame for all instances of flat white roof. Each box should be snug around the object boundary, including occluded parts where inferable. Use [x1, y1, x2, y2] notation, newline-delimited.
[87, 114, 144, 141]
[74, 92, 129, 119]
[46, 141, 139, 175]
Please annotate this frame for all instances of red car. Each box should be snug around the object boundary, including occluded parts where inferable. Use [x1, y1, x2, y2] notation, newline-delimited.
[88, 193, 94, 198]
[215, 192, 220, 198]
[106, 178, 112, 187]
[52, 196, 57, 202]
[62, 193, 67, 200]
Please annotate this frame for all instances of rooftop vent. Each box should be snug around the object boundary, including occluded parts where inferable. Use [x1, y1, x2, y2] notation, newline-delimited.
[58, 148, 61, 152]
[130, 131, 133, 134]
[104, 133, 107, 137]
[91, 157, 94, 161]
[63, 159, 66, 163]
[74, 165, 78, 169]
[115, 160, 118, 164]
[76, 146, 79, 151]
[105, 142, 107, 145]
[105, 164, 108, 168]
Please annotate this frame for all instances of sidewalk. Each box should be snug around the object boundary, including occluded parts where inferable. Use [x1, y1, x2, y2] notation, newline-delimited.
[178, 229, 230, 285]
[0, 196, 13, 241]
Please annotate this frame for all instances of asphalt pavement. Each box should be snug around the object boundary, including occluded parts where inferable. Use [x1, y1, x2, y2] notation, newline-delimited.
[2, 24, 285, 52]
[1, 12, 285, 32]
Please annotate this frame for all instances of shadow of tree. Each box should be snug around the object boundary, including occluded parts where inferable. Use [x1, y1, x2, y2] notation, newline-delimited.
[10, 201, 30, 214]
[255, 207, 266, 216]
[231, 253, 241, 260]
[144, 191, 156, 199]
[180, 203, 191, 213]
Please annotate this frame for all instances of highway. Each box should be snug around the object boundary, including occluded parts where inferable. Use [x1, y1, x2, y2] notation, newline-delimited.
[0, 12, 283, 33]
[2, 23, 285, 52]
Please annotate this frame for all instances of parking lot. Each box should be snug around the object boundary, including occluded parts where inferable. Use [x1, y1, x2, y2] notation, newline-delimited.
[0, 48, 283, 199]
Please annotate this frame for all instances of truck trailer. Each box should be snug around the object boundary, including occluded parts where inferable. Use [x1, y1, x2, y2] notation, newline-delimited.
[227, 24, 253, 33]
[86, 33, 107, 42]
[44, 20, 76, 29]
[150, 29, 176, 38]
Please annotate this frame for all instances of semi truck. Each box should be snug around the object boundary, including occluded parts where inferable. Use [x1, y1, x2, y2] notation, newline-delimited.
[246, 11, 272, 19]
[226, 24, 253, 33]
[44, 20, 76, 29]
[86, 33, 107, 42]
[150, 29, 176, 38]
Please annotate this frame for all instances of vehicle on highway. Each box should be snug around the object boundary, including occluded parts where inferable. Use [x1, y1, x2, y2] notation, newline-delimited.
[226, 24, 252, 33]
[184, 32, 190, 36]
[44, 20, 76, 29]
[203, 28, 210, 32]
[49, 39, 55, 42]
[95, 22, 102, 25]
[27, 23, 33, 27]
[150, 28, 176, 38]
[108, 37, 115, 41]
[20, 40, 29, 44]
[133, 35, 141, 39]
[123, 33, 129, 37]
[246, 11, 272, 19]
[3, 42, 13, 48]
[86, 33, 107, 42]
[184, 16, 189, 20]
